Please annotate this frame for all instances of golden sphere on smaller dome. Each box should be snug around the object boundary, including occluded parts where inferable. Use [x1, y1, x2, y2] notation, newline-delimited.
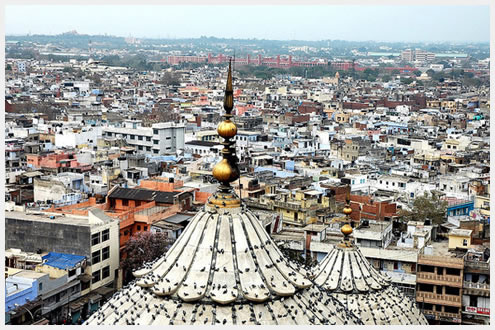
[341, 224, 353, 236]
[343, 206, 352, 215]
[213, 158, 233, 182]
[217, 120, 237, 138]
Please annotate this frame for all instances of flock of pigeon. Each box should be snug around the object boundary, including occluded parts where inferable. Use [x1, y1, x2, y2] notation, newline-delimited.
[84, 203, 427, 325]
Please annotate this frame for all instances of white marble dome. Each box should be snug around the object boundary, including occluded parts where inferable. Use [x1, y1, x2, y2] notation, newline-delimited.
[85, 204, 363, 325]
[312, 239, 428, 325]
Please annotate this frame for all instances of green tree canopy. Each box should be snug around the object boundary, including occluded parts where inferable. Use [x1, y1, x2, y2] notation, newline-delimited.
[399, 192, 448, 225]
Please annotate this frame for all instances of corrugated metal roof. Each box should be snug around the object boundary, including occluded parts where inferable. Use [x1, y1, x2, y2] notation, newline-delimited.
[108, 187, 181, 204]
[163, 213, 192, 224]
[42, 252, 86, 270]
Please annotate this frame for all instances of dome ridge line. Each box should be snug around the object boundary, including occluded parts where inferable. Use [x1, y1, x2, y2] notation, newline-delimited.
[134, 211, 207, 280]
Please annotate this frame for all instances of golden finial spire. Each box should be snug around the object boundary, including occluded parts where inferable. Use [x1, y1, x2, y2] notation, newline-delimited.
[209, 59, 240, 208]
[340, 185, 353, 246]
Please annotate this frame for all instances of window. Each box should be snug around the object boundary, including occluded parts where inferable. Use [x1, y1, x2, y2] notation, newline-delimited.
[144, 226, 147, 231]
[102, 229, 109, 242]
[146, 137, 151, 142]
[91, 233, 100, 246]
[153, 140, 159, 145]
[138, 145, 143, 151]
[166, 137, 171, 140]
[153, 129, 158, 134]
[352, 180, 355, 185]
[138, 136, 143, 141]
[92, 250, 101, 265]
[102, 247, 110, 261]
[123, 200, 128, 207]
[137, 225, 141, 231]
[39, 283, 43, 291]
[463, 239, 468, 246]
[68, 269, 76, 277]
[102, 266, 110, 279]
[92, 270, 101, 284]
[146, 146, 151, 151]
[153, 150, 159, 154]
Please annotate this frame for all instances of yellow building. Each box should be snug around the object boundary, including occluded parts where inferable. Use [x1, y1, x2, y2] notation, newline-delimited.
[448, 229, 472, 250]
[474, 195, 490, 217]
[273, 190, 331, 227]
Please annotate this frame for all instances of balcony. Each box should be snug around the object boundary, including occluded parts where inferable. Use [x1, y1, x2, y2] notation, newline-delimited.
[418, 255, 464, 268]
[417, 272, 463, 287]
[273, 200, 302, 212]
[463, 281, 490, 296]
[464, 281, 489, 290]
[417, 291, 461, 306]
[464, 260, 490, 272]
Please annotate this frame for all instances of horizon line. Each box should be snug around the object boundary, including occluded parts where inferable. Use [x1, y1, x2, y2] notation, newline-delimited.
[5, 33, 490, 44]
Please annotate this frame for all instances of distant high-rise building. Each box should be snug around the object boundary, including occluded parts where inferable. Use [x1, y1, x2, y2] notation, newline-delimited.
[401, 49, 414, 62]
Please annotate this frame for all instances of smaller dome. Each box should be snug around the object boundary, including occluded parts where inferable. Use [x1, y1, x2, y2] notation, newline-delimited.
[217, 120, 237, 138]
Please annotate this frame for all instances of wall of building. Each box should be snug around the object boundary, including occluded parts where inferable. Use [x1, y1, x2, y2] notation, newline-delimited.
[5, 217, 91, 257]
[33, 178, 69, 203]
[448, 235, 471, 250]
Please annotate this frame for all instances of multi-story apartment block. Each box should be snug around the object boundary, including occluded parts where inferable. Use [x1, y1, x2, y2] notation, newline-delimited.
[102, 121, 185, 156]
[462, 250, 490, 325]
[416, 251, 464, 324]
[5, 209, 120, 294]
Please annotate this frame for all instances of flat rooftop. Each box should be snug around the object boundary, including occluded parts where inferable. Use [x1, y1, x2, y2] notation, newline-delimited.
[6, 210, 91, 227]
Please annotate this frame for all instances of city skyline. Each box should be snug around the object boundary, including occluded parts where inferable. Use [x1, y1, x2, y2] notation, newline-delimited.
[5, 5, 491, 43]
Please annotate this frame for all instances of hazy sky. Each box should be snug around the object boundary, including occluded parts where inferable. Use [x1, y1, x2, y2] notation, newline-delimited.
[5, 5, 490, 42]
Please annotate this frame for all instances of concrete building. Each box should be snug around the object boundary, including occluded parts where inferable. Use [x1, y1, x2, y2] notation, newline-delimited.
[5, 209, 120, 296]
[102, 122, 185, 156]
[416, 244, 464, 324]
[462, 249, 490, 325]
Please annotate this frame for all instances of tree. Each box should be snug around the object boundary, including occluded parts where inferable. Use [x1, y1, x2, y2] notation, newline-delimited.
[6, 64, 12, 71]
[399, 192, 448, 225]
[381, 75, 392, 83]
[391, 69, 400, 76]
[160, 71, 180, 86]
[413, 70, 422, 77]
[90, 74, 101, 84]
[121, 231, 174, 282]
[426, 69, 435, 77]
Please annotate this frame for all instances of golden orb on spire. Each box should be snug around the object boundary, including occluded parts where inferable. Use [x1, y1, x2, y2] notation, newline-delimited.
[212, 159, 234, 183]
[343, 206, 352, 215]
[217, 119, 237, 138]
[341, 223, 353, 236]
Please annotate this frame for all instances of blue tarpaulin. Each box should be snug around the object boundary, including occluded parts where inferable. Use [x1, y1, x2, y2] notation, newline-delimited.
[42, 252, 86, 270]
